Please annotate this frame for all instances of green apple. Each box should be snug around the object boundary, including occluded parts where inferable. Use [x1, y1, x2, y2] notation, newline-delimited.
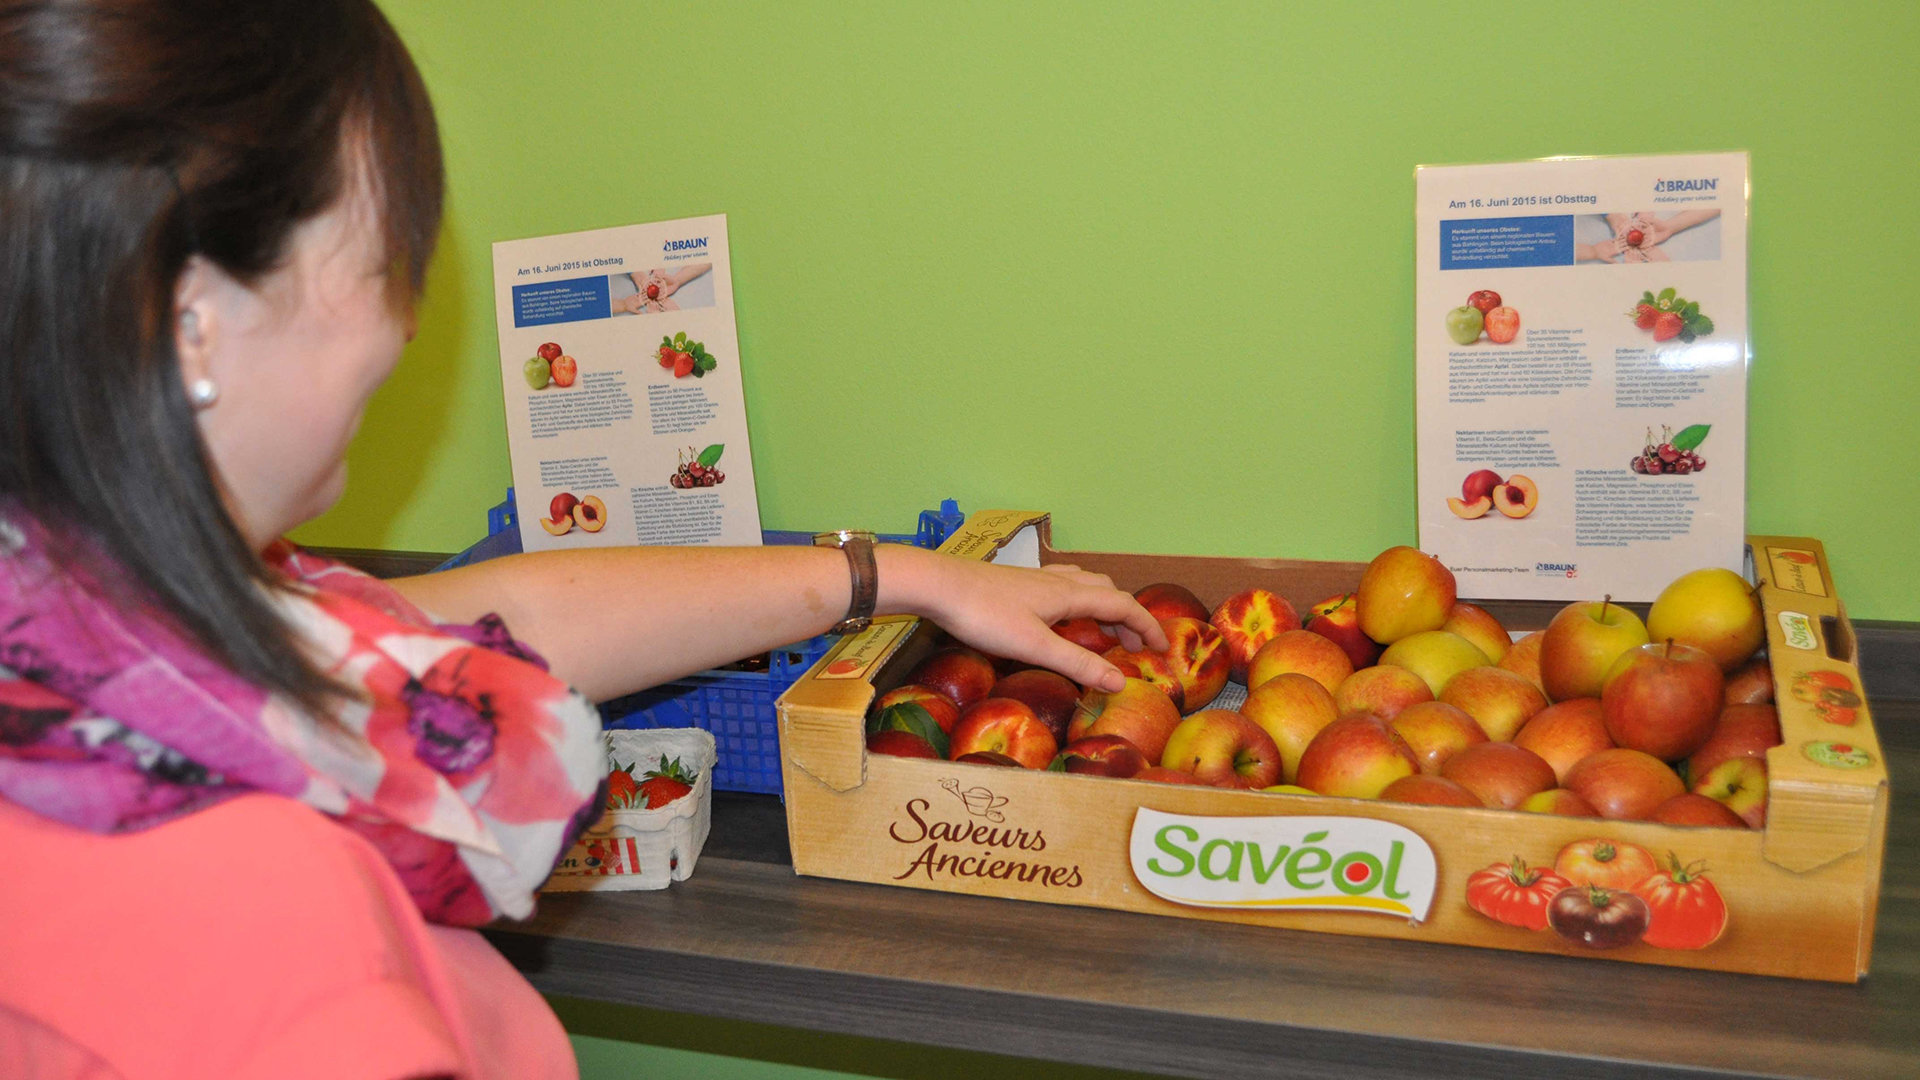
[523, 355, 551, 389]
[1646, 568, 1765, 672]
[1445, 305, 1484, 345]
[1379, 630, 1491, 697]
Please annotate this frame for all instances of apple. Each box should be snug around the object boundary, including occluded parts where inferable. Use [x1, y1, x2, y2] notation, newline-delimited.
[1461, 469, 1504, 504]
[1240, 673, 1340, 784]
[948, 698, 1058, 769]
[1302, 593, 1382, 669]
[866, 729, 941, 759]
[1246, 629, 1354, 696]
[571, 494, 607, 533]
[990, 669, 1080, 744]
[1057, 735, 1148, 778]
[1723, 658, 1774, 705]
[1390, 701, 1488, 774]
[1513, 698, 1613, 784]
[1439, 742, 1556, 810]
[1161, 710, 1283, 790]
[1440, 602, 1511, 664]
[1538, 598, 1649, 702]
[1484, 306, 1520, 344]
[956, 751, 1023, 767]
[1294, 713, 1420, 799]
[1646, 567, 1765, 671]
[1355, 547, 1457, 645]
[523, 355, 551, 390]
[1467, 289, 1502, 314]
[1068, 677, 1182, 764]
[1692, 756, 1768, 828]
[1563, 748, 1686, 821]
[1209, 588, 1299, 684]
[1685, 703, 1782, 784]
[1518, 788, 1600, 818]
[1650, 792, 1748, 828]
[1445, 305, 1484, 345]
[1102, 642, 1185, 711]
[1600, 640, 1725, 761]
[1437, 665, 1548, 741]
[1380, 775, 1484, 808]
[1377, 630, 1490, 697]
[870, 684, 962, 735]
[1161, 616, 1231, 711]
[1333, 665, 1432, 722]
[907, 646, 999, 711]
[1133, 582, 1209, 624]
[1136, 766, 1208, 786]
[550, 354, 579, 388]
[1052, 617, 1119, 655]
[1499, 632, 1546, 694]
[537, 342, 563, 362]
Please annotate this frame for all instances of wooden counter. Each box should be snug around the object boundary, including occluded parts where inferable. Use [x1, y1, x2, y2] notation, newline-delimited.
[486, 698, 1920, 1080]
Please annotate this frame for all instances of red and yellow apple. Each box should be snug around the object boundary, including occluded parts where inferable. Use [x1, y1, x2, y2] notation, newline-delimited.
[1438, 665, 1548, 741]
[1355, 546, 1457, 645]
[1377, 630, 1490, 697]
[1294, 713, 1420, 799]
[989, 669, 1080, 744]
[1440, 602, 1511, 664]
[908, 646, 999, 710]
[1133, 582, 1209, 624]
[1649, 792, 1748, 828]
[1499, 632, 1546, 694]
[1600, 640, 1725, 761]
[1057, 735, 1148, 778]
[1691, 755, 1768, 828]
[1333, 665, 1432, 722]
[870, 684, 961, 735]
[1685, 703, 1782, 784]
[1388, 701, 1487, 775]
[1247, 629, 1354, 696]
[1563, 748, 1686, 821]
[1539, 598, 1649, 702]
[1379, 775, 1484, 808]
[1068, 677, 1182, 764]
[1051, 617, 1119, 656]
[1240, 673, 1340, 784]
[1302, 593, 1382, 670]
[1517, 788, 1600, 817]
[947, 698, 1058, 769]
[1723, 658, 1774, 706]
[1208, 588, 1299, 684]
[1438, 742, 1556, 810]
[1160, 710, 1283, 790]
[1512, 698, 1612, 784]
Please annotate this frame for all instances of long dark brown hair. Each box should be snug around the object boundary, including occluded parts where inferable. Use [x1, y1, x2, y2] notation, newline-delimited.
[1, 0, 444, 712]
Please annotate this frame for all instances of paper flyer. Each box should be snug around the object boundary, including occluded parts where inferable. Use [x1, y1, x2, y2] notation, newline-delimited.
[491, 214, 761, 552]
[1414, 152, 1749, 602]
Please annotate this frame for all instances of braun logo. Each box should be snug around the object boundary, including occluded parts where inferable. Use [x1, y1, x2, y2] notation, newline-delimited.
[1536, 562, 1578, 578]
[1654, 177, 1718, 193]
[662, 237, 709, 253]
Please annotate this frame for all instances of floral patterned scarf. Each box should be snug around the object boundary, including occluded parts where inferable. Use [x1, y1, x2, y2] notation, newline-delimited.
[0, 509, 605, 926]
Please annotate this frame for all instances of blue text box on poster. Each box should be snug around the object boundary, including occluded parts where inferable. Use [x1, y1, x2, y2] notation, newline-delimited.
[512, 275, 610, 328]
[1439, 216, 1573, 270]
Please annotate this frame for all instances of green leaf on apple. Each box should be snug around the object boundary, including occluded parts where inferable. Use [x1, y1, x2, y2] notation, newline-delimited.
[697, 444, 724, 468]
[868, 702, 948, 758]
[1673, 424, 1711, 452]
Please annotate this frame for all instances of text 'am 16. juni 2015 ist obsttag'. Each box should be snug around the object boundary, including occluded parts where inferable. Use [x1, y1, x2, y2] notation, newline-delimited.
[1130, 810, 1438, 922]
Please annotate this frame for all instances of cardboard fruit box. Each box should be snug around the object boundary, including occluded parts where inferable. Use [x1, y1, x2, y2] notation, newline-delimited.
[776, 511, 1889, 981]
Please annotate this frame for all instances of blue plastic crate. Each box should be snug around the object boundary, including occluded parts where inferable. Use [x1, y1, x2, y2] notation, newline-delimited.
[435, 488, 959, 794]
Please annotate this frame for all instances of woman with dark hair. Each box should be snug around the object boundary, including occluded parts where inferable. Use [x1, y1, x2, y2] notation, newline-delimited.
[0, 2, 1161, 1076]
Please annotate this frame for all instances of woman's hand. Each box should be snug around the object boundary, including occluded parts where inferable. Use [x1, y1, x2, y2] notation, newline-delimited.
[879, 548, 1167, 692]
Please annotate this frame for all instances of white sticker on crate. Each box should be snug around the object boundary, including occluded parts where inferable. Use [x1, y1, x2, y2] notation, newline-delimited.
[1130, 809, 1437, 923]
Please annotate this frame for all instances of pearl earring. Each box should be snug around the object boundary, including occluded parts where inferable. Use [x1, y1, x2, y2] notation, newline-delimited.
[188, 378, 220, 409]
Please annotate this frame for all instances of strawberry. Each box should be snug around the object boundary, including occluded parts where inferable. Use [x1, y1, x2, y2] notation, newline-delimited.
[635, 755, 696, 808]
[1652, 311, 1684, 342]
[1633, 303, 1659, 330]
[672, 352, 695, 378]
[606, 761, 641, 807]
[657, 344, 676, 368]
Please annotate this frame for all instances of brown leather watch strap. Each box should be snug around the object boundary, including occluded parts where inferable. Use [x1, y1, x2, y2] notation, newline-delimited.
[816, 531, 878, 634]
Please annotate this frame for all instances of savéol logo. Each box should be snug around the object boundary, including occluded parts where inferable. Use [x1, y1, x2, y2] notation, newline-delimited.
[1129, 810, 1436, 922]
[662, 236, 710, 253]
[1653, 177, 1718, 193]
[1536, 562, 1578, 579]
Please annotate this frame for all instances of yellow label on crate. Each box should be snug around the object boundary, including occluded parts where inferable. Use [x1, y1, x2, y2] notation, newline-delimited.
[817, 617, 915, 681]
[1777, 611, 1818, 651]
[1765, 547, 1828, 597]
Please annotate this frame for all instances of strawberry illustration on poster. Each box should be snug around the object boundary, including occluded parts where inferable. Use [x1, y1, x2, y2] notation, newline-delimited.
[1413, 153, 1749, 601]
[490, 214, 762, 552]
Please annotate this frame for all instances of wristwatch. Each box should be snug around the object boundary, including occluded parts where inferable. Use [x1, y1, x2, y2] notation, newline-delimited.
[814, 530, 878, 635]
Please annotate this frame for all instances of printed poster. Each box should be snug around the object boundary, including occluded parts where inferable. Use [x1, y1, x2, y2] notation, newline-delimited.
[491, 215, 761, 552]
[1414, 153, 1749, 601]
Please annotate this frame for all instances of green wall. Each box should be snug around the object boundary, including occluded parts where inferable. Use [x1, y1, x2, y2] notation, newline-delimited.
[301, 1, 1920, 621]
[310, 3, 1916, 1077]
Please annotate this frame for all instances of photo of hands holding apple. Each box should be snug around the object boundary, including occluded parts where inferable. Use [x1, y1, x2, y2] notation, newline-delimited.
[1576, 210, 1724, 264]
[614, 263, 714, 315]
[868, 548, 1776, 835]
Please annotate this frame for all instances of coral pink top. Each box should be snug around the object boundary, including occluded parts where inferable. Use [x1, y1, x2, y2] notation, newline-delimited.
[0, 793, 577, 1080]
